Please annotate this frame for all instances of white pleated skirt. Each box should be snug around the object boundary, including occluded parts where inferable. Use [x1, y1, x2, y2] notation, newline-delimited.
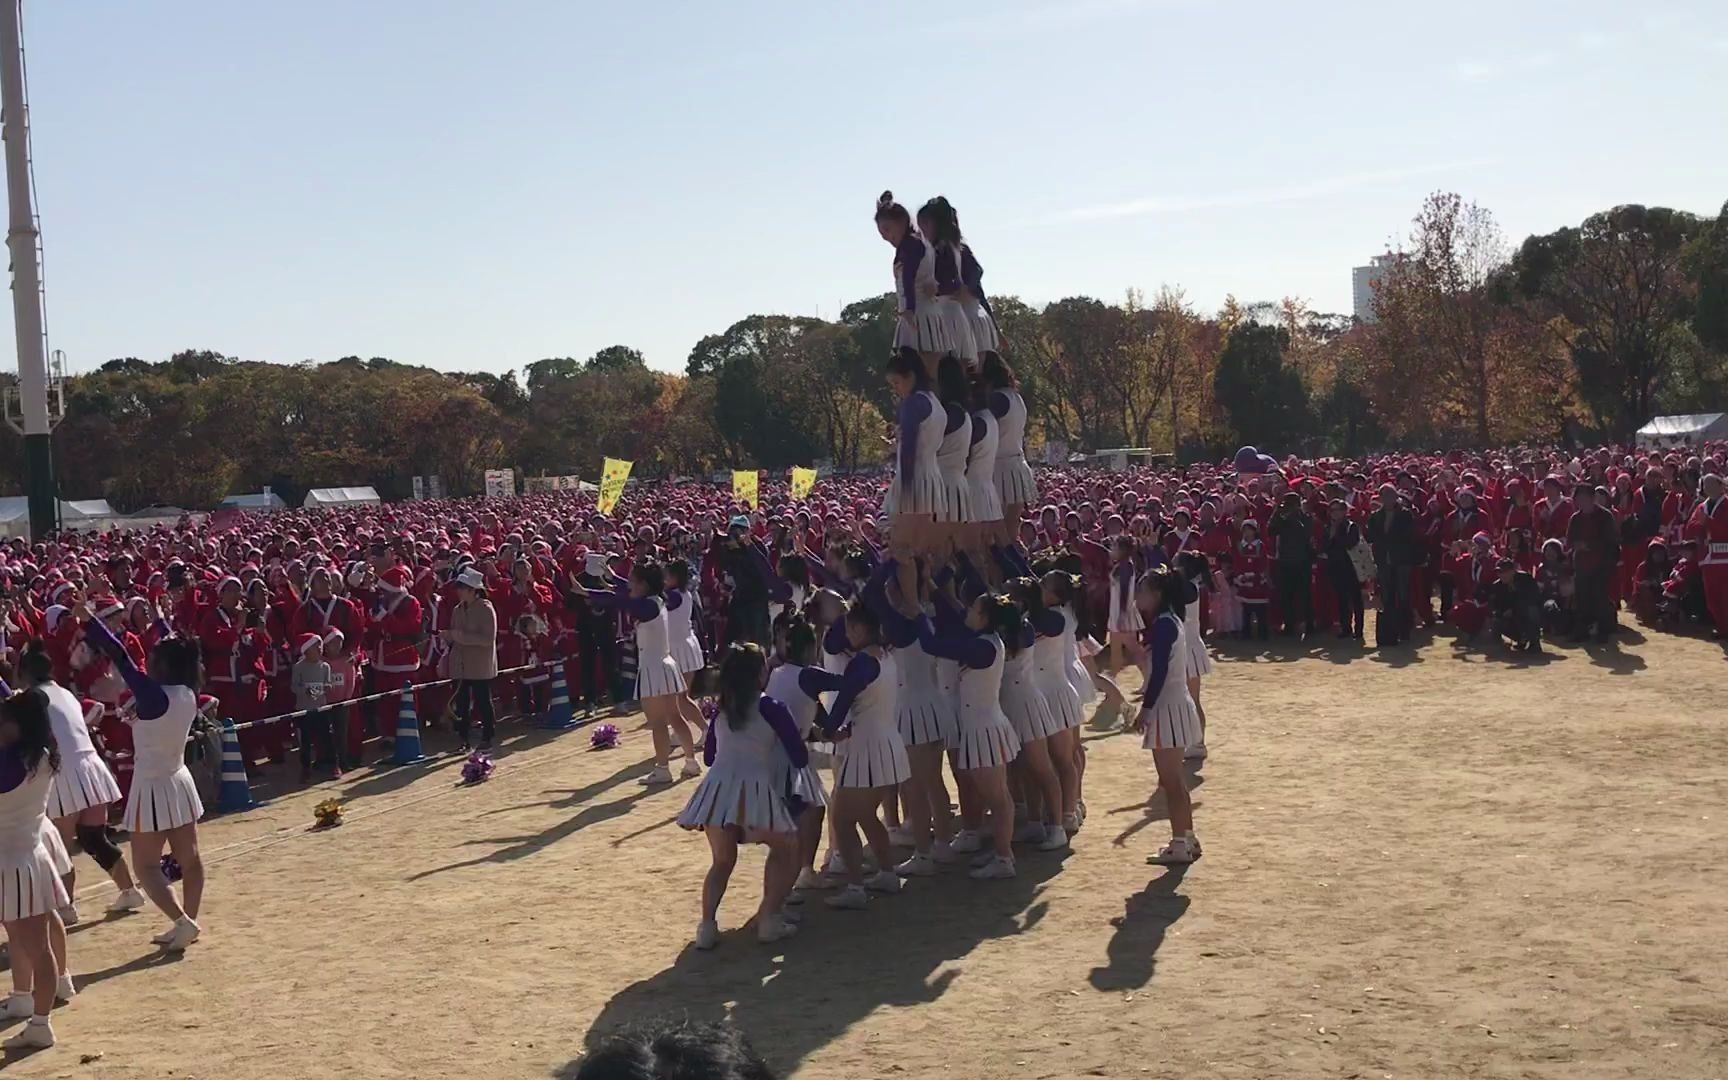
[1037, 673, 1085, 731]
[897, 696, 958, 747]
[933, 298, 978, 364]
[785, 763, 828, 810]
[677, 769, 796, 834]
[1180, 610, 1214, 679]
[47, 750, 123, 819]
[834, 733, 910, 789]
[123, 766, 205, 834]
[1140, 696, 1202, 751]
[0, 844, 69, 922]
[952, 708, 1021, 771]
[636, 655, 684, 701]
[969, 476, 1003, 523]
[672, 635, 705, 675]
[994, 455, 1038, 509]
[961, 296, 998, 354]
[895, 306, 965, 357]
[885, 464, 947, 518]
[934, 472, 973, 524]
[40, 821, 71, 876]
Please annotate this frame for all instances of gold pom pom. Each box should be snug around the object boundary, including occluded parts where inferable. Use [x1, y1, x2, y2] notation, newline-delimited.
[312, 797, 345, 830]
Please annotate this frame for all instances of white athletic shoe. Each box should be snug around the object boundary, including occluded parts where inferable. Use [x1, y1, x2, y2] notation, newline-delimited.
[825, 884, 869, 910]
[163, 917, 201, 952]
[886, 825, 917, 847]
[1147, 838, 1198, 866]
[1062, 812, 1082, 835]
[637, 765, 674, 786]
[778, 905, 804, 925]
[1012, 822, 1047, 845]
[150, 925, 178, 946]
[757, 914, 798, 944]
[1037, 826, 1070, 852]
[0, 992, 31, 1020]
[1185, 832, 1204, 858]
[822, 850, 849, 876]
[864, 870, 903, 895]
[107, 887, 148, 915]
[54, 974, 75, 1004]
[1185, 742, 1208, 762]
[894, 853, 936, 877]
[969, 854, 1018, 880]
[930, 839, 957, 864]
[794, 868, 830, 891]
[971, 850, 999, 869]
[2, 1019, 53, 1051]
[948, 830, 982, 854]
[679, 759, 702, 779]
[56, 904, 78, 928]
[694, 920, 720, 951]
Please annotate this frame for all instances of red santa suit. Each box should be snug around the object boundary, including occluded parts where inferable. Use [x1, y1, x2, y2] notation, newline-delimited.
[199, 599, 269, 762]
[366, 567, 425, 756]
[1687, 493, 1728, 634]
[1449, 545, 1498, 636]
[1533, 494, 1575, 545]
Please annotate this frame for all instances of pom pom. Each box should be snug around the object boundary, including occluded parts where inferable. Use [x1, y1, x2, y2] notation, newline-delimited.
[460, 750, 495, 785]
[312, 797, 345, 830]
[160, 854, 182, 882]
[699, 698, 719, 725]
[589, 722, 620, 750]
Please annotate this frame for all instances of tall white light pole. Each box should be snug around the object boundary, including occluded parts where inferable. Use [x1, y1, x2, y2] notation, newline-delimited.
[0, 0, 55, 538]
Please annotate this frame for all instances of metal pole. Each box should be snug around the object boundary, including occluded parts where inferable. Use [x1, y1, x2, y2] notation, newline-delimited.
[0, 0, 54, 539]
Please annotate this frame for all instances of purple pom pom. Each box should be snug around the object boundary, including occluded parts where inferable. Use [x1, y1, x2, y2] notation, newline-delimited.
[1233, 445, 1265, 474]
[160, 854, 183, 883]
[460, 750, 495, 785]
[699, 698, 718, 724]
[589, 722, 621, 750]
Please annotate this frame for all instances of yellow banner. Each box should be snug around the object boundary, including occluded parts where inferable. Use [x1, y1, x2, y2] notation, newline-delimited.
[597, 458, 632, 516]
[790, 466, 817, 500]
[733, 470, 759, 510]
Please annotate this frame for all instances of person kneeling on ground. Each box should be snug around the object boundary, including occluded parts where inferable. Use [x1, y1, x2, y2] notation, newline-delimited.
[1488, 558, 1543, 654]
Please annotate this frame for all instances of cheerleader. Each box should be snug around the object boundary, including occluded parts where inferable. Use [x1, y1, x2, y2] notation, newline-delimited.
[676, 644, 806, 949]
[587, 562, 701, 786]
[932, 355, 976, 552]
[884, 347, 948, 621]
[663, 559, 712, 740]
[966, 383, 1004, 579]
[0, 689, 70, 1049]
[982, 354, 1038, 532]
[1133, 567, 1203, 866]
[915, 197, 978, 371]
[875, 190, 952, 380]
[1045, 570, 1124, 721]
[1173, 552, 1215, 762]
[796, 601, 908, 910]
[1106, 536, 1142, 672]
[1015, 579, 1084, 836]
[82, 609, 204, 951]
[763, 618, 830, 893]
[959, 238, 999, 362]
[916, 588, 1022, 880]
[986, 579, 1065, 851]
[14, 644, 144, 926]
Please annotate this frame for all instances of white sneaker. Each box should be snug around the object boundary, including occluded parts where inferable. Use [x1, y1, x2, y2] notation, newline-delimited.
[694, 919, 720, 951]
[886, 825, 917, 847]
[794, 868, 831, 891]
[1147, 838, 1197, 866]
[54, 974, 75, 1003]
[637, 765, 674, 786]
[971, 850, 999, 869]
[778, 905, 804, 925]
[757, 914, 798, 944]
[825, 884, 869, 910]
[57, 904, 78, 928]
[150, 925, 178, 946]
[1037, 825, 1070, 852]
[948, 830, 982, 854]
[680, 759, 702, 779]
[1012, 821, 1047, 845]
[0, 993, 31, 1019]
[107, 887, 147, 915]
[1185, 742, 1208, 762]
[163, 916, 201, 951]
[2, 1019, 52, 1051]
[969, 854, 1018, 880]
[1185, 832, 1204, 858]
[930, 839, 957, 864]
[864, 870, 903, 894]
[1062, 812, 1082, 835]
[822, 850, 849, 876]
[894, 853, 936, 877]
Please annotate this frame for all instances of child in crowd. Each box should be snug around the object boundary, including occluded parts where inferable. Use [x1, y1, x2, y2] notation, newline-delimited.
[290, 634, 342, 781]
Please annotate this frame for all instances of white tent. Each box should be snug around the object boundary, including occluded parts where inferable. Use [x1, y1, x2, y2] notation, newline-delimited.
[221, 491, 288, 511]
[1635, 413, 1728, 449]
[0, 497, 122, 537]
[302, 486, 381, 509]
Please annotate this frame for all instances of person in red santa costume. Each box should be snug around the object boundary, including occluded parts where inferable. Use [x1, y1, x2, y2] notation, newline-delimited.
[1687, 473, 1728, 638]
[367, 565, 426, 755]
[1532, 475, 1574, 545]
[1448, 532, 1500, 639]
[198, 576, 270, 764]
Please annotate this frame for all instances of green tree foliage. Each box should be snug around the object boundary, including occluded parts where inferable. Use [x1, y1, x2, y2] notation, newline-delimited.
[1213, 324, 1310, 452]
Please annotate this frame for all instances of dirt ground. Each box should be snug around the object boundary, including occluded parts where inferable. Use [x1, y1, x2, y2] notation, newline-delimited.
[7, 621, 1725, 1079]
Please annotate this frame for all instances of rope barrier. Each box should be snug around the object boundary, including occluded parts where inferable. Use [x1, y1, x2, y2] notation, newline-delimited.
[218, 660, 561, 734]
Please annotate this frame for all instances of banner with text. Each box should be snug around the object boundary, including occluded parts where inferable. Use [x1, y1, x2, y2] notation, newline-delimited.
[483, 469, 515, 498]
[733, 470, 759, 510]
[790, 467, 817, 500]
[598, 458, 632, 516]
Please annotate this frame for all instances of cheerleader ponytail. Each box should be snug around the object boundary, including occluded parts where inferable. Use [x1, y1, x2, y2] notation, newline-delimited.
[717, 643, 767, 732]
[17, 640, 53, 686]
[978, 593, 1026, 656]
[874, 190, 912, 232]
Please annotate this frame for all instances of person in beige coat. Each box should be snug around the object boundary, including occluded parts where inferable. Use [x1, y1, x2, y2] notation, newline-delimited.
[445, 568, 499, 750]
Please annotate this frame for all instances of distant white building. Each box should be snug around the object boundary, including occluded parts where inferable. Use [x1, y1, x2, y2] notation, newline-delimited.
[1352, 254, 1398, 323]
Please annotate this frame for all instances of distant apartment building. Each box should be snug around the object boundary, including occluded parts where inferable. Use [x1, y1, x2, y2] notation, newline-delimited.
[1352, 254, 1398, 323]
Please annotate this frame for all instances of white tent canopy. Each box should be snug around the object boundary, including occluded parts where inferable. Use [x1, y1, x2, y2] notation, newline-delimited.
[0, 497, 122, 537]
[221, 491, 288, 511]
[302, 486, 381, 509]
[1635, 413, 1728, 449]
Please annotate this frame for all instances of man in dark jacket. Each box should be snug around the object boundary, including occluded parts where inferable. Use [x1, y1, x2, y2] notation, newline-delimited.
[1268, 493, 1316, 636]
[1566, 482, 1620, 642]
[718, 516, 774, 648]
[1365, 484, 1418, 645]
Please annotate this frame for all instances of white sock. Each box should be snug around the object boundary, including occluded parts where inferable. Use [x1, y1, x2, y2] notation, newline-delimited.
[29, 1014, 48, 1026]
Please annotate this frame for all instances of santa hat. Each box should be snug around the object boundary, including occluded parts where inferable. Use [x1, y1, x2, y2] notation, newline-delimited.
[379, 566, 411, 593]
[91, 595, 124, 619]
[81, 698, 105, 728]
[321, 627, 346, 648]
[296, 633, 322, 656]
[49, 581, 74, 603]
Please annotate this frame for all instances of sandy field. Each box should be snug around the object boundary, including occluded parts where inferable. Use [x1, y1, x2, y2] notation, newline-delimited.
[4, 622, 1725, 1079]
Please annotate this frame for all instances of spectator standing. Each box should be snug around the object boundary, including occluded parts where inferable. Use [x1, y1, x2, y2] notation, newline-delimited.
[445, 568, 499, 751]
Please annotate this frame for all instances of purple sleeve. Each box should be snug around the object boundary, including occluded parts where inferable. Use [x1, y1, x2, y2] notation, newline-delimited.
[0, 747, 24, 794]
[934, 244, 963, 296]
[961, 245, 992, 315]
[702, 716, 717, 767]
[897, 236, 923, 312]
[989, 389, 1011, 420]
[822, 615, 850, 657]
[969, 413, 986, 446]
[623, 595, 661, 622]
[1113, 560, 1136, 594]
[1139, 617, 1180, 707]
[820, 652, 880, 734]
[944, 402, 966, 435]
[898, 392, 932, 483]
[990, 542, 1033, 581]
[798, 665, 845, 699]
[665, 589, 685, 612]
[916, 615, 997, 669]
[0, 677, 9, 696]
[766, 571, 793, 605]
[86, 617, 169, 719]
[1029, 607, 1064, 638]
[760, 696, 810, 769]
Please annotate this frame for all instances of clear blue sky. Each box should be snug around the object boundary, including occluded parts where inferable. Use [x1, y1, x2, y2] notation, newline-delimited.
[13, 0, 1728, 377]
